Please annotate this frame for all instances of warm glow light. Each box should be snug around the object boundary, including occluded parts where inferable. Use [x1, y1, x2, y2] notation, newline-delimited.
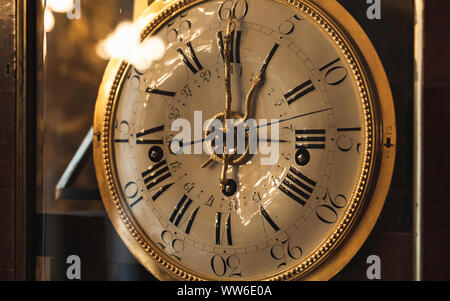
[96, 21, 166, 71]
[47, 0, 74, 13]
[44, 8, 55, 32]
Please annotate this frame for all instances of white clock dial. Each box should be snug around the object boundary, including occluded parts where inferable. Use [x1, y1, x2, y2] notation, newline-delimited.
[95, 0, 395, 281]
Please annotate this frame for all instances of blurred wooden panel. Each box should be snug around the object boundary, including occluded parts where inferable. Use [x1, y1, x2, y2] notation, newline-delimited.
[334, 232, 413, 281]
[423, 0, 450, 280]
[424, 0, 450, 88]
[0, 0, 16, 280]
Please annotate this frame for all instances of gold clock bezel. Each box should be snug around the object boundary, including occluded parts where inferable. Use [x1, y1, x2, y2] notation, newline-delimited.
[93, 0, 396, 281]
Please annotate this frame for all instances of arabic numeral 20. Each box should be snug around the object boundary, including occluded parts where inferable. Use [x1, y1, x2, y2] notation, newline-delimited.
[270, 237, 302, 269]
[315, 190, 347, 224]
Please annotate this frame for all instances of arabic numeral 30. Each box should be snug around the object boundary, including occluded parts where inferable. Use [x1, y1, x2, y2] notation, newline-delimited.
[211, 255, 242, 277]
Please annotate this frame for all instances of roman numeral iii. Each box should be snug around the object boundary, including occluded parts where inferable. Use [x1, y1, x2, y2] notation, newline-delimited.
[295, 129, 326, 149]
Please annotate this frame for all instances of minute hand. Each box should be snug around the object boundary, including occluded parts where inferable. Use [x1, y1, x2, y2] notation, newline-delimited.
[256, 107, 333, 130]
[243, 43, 280, 121]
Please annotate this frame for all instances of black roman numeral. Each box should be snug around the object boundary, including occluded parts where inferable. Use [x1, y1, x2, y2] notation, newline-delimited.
[260, 206, 280, 232]
[215, 212, 232, 245]
[136, 125, 164, 145]
[141, 160, 172, 191]
[217, 30, 242, 64]
[279, 167, 316, 206]
[146, 88, 176, 97]
[170, 195, 200, 234]
[150, 183, 174, 202]
[284, 80, 315, 105]
[337, 127, 362, 132]
[177, 42, 203, 74]
[295, 129, 326, 149]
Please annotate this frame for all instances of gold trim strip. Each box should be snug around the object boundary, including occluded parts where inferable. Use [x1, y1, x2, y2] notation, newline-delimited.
[413, 0, 424, 282]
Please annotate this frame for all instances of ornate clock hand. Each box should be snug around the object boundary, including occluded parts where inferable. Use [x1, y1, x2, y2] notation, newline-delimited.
[200, 15, 237, 189]
[218, 15, 237, 189]
[224, 15, 235, 118]
[243, 43, 279, 121]
[201, 42, 281, 169]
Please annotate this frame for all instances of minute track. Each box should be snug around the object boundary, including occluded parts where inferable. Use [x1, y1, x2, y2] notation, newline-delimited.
[96, 0, 391, 281]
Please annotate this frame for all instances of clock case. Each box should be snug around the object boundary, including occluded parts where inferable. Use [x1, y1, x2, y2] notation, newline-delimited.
[29, 0, 417, 280]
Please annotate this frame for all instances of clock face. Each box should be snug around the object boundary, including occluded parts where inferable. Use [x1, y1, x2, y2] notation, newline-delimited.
[94, 0, 396, 280]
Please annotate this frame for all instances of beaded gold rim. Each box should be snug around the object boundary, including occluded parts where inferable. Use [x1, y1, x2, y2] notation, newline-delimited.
[94, 0, 393, 281]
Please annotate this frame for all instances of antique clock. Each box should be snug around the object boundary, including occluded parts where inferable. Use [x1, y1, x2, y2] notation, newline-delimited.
[93, 0, 396, 280]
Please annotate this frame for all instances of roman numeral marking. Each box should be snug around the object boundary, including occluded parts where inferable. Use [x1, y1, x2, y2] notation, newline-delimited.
[284, 80, 316, 105]
[260, 206, 280, 232]
[141, 160, 172, 191]
[217, 30, 242, 64]
[337, 127, 362, 132]
[279, 167, 316, 206]
[136, 125, 164, 145]
[185, 207, 199, 235]
[170, 195, 199, 234]
[177, 42, 203, 74]
[151, 183, 174, 202]
[295, 129, 326, 149]
[146, 88, 176, 97]
[215, 212, 232, 245]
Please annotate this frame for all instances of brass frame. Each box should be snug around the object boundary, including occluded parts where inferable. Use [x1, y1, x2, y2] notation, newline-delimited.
[413, 0, 424, 281]
[94, 0, 396, 281]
